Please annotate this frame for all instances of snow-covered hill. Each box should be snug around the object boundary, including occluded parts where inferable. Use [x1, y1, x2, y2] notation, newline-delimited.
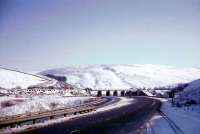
[0, 68, 48, 89]
[40, 64, 200, 89]
[177, 79, 200, 104]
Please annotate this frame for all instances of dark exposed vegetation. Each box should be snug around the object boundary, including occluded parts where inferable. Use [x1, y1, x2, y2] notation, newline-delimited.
[50, 102, 59, 109]
[1, 99, 24, 108]
[152, 83, 189, 92]
[84, 88, 92, 95]
[44, 74, 66, 82]
[185, 99, 197, 105]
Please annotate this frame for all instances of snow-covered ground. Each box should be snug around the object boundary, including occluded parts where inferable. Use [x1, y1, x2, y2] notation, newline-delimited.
[0, 68, 48, 89]
[147, 99, 200, 134]
[147, 77, 200, 134]
[0, 95, 93, 117]
[40, 64, 200, 89]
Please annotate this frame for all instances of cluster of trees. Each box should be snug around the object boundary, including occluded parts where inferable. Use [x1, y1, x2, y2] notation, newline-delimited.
[142, 83, 188, 95]
[150, 83, 189, 92]
[44, 74, 66, 82]
[84, 88, 92, 95]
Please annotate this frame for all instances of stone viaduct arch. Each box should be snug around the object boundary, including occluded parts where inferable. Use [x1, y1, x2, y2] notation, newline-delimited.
[90, 89, 147, 97]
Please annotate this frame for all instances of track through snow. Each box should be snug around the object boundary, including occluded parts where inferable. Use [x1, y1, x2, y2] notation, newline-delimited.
[147, 99, 200, 134]
[146, 111, 184, 134]
[158, 110, 184, 134]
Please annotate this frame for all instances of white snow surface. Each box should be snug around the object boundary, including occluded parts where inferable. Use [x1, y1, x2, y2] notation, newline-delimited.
[0, 95, 93, 117]
[0, 68, 47, 89]
[40, 64, 200, 89]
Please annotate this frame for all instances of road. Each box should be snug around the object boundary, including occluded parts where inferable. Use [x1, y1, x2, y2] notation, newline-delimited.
[0, 97, 115, 129]
[22, 97, 160, 134]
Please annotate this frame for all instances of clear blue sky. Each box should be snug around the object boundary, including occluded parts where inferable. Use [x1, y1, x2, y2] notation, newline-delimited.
[1, 0, 200, 71]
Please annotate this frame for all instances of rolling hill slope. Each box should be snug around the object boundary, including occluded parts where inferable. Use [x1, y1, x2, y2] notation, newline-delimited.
[0, 67, 49, 89]
[40, 64, 200, 89]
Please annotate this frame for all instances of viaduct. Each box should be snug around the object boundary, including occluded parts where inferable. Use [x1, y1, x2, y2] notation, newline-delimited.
[90, 89, 147, 97]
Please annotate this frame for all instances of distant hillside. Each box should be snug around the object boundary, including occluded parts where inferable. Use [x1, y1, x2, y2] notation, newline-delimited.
[40, 64, 200, 89]
[0, 67, 49, 89]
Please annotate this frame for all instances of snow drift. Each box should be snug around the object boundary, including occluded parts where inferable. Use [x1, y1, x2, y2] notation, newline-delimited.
[40, 64, 200, 89]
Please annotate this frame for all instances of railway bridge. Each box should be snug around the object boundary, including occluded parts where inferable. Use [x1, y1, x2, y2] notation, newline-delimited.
[90, 89, 147, 97]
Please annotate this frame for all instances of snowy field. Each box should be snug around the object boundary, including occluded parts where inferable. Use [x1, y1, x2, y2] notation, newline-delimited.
[147, 99, 200, 134]
[0, 95, 93, 117]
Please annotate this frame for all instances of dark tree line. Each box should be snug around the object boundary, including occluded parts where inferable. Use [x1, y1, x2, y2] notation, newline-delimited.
[44, 74, 66, 82]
